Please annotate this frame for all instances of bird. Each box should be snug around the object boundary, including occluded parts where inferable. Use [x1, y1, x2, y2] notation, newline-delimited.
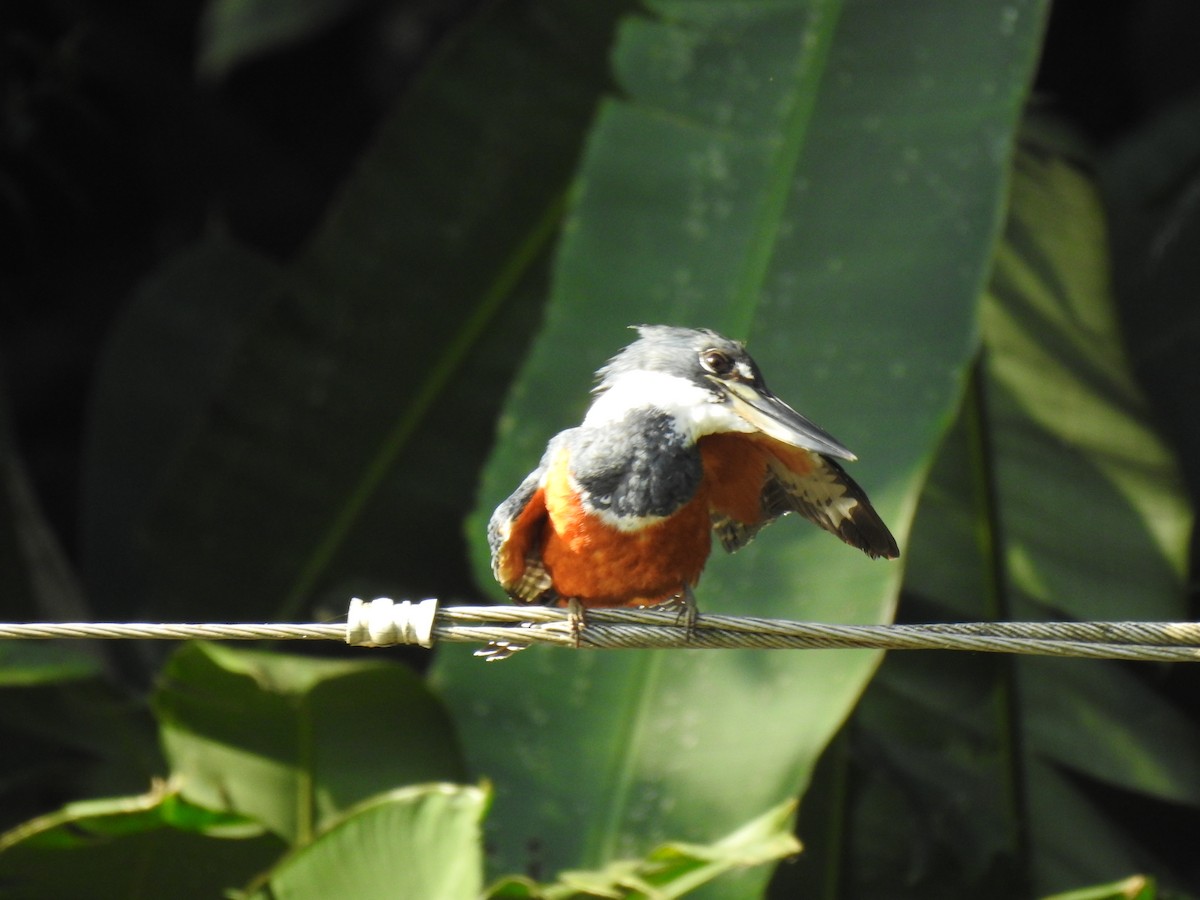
[486, 325, 898, 646]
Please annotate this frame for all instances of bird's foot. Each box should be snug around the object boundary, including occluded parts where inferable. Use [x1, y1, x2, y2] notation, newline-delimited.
[566, 597, 587, 648]
[658, 585, 699, 641]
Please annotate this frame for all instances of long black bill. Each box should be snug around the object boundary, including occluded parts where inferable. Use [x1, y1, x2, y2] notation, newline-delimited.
[724, 381, 857, 460]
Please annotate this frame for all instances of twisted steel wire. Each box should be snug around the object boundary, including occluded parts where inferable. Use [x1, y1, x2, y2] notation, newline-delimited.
[1, 605, 1198, 661]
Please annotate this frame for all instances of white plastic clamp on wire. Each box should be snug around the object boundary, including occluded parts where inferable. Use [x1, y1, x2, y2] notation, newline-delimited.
[345, 597, 439, 648]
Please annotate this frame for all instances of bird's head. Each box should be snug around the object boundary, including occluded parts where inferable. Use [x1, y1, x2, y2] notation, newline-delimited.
[584, 325, 856, 460]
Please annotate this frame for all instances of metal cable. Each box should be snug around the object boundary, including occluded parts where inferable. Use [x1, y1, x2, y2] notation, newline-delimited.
[1, 603, 1198, 661]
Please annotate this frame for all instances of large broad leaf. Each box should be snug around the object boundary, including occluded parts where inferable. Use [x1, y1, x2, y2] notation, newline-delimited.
[245, 784, 487, 900]
[1103, 91, 1200, 505]
[0, 784, 282, 899]
[88, 0, 632, 623]
[81, 235, 284, 619]
[841, 148, 1197, 898]
[994, 150, 1195, 894]
[154, 643, 465, 844]
[433, 0, 1050, 893]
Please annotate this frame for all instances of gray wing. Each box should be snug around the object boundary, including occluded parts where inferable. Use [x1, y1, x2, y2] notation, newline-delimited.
[488, 464, 546, 568]
[488, 432, 573, 604]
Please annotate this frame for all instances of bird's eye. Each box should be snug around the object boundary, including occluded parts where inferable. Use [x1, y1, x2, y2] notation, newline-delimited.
[700, 348, 735, 377]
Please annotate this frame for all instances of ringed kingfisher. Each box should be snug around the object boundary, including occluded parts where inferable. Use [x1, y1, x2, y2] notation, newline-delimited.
[487, 325, 898, 639]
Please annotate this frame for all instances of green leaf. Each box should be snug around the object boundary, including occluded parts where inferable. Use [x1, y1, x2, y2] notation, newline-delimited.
[1102, 90, 1200, 510]
[1041, 875, 1156, 900]
[841, 146, 1198, 897]
[0, 644, 98, 688]
[0, 783, 282, 899]
[154, 643, 465, 844]
[984, 152, 1191, 616]
[198, 0, 370, 79]
[81, 235, 284, 618]
[0, 679, 163, 833]
[245, 783, 487, 900]
[994, 151, 1197, 887]
[435, 0, 1049, 894]
[131, 0, 631, 622]
[486, 799, 800, 900]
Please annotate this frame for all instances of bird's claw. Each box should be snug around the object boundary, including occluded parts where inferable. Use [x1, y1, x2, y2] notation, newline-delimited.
[658, 585, 699, 641]
[474, 599, 587, 659]
[566, 597, 587, 649]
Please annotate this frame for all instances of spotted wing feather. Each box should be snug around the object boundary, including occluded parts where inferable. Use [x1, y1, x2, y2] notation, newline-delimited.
[714, 450, 899, 559]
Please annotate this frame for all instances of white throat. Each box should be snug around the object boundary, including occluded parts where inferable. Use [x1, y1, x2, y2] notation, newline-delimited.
[583, 371, 755, 443]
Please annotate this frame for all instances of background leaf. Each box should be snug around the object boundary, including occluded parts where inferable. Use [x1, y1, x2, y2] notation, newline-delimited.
[488, 799, 801, 900]
[198, 0, 374, 80]
[82, 235, 284, 619]
[246, 783, 487, 900]
[0, 786, 282, 899]
[433, 0, 1050, 894]
[116, 0, 632, 622]
[0, 679, 161, 835]
[1104, 90, 1200, 504]
[836, 147, 1198, 898]
[1042, 875, 1156, 900]
[154, 643, 465, 844]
